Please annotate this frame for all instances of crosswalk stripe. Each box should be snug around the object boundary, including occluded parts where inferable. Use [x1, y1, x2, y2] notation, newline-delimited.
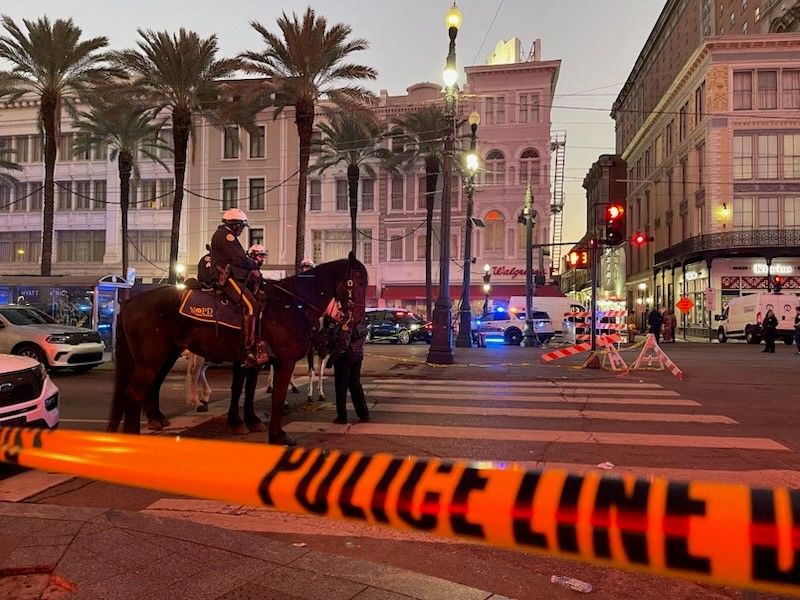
[284, 421, 788, 451]
[369, 404, 738, 424]
[371, 378, 666, 390]
[366, 390, 699, 406]
[368, 385, 681, 398]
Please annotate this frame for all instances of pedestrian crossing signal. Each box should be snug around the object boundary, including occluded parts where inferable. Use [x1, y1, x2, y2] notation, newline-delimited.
[773, 275, 784, 293]
[566, 250, 589, 269]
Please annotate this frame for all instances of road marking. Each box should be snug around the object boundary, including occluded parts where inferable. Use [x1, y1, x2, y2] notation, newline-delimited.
[366, 390, 699, 406]
[370, 403, 738, 424]
[368, 385, 681, 398]
[284, 421, 789, 451]
[371, 378, 666, 389]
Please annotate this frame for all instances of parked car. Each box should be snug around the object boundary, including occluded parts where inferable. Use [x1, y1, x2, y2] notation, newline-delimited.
[0, 353, 59, 429]
[508, 297, 586, 335]
[0, 305, 105, 372]
[473, 308, 554, 345]
[365, 309, 432, 344]
[716, 293, 799, 344]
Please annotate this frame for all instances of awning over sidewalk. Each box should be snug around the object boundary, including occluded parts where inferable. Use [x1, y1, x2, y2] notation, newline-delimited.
[381, 284, 565, 301]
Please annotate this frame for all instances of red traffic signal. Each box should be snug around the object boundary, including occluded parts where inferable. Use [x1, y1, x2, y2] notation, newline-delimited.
[604, 203, 626, 245]
[607, 204, 624, 220]
[630, 231, 653, 246]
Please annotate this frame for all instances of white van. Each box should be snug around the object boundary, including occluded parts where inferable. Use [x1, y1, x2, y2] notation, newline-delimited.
[717, 292, 799, 344]
[508, 297, 586, 335]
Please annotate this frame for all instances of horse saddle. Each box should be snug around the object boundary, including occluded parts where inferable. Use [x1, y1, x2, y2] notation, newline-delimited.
[178, 288, 243, 330]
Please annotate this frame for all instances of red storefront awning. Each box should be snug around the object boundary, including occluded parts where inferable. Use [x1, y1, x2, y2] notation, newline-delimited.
[381, 284, 565, 301]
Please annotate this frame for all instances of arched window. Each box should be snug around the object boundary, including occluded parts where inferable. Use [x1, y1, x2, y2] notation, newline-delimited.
[485, 150, 505, 187]
[484, 209, 505, 252]
[519, 148, 540, 185]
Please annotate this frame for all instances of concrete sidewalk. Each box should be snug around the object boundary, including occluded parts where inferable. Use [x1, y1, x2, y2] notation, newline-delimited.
[0, 501, 510, 600]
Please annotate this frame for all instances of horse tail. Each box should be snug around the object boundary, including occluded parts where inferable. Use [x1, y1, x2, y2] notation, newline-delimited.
[108, 310, 133, 432]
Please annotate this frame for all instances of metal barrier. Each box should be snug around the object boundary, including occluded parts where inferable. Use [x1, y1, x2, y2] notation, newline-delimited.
[1, 426, 798, 595]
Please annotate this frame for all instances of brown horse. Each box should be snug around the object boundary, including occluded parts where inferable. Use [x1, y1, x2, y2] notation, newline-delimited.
[107, 255, 368, 445]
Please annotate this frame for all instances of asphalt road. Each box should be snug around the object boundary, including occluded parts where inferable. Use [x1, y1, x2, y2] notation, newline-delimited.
[3, 341, 799, 599]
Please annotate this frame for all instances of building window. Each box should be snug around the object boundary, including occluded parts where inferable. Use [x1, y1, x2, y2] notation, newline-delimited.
[485, 96, 506, 125]
[485, 150, 505, 187]
[127, 230, 170, 263]
[784, 134, 800, 178]
[361, 178, 374, 211]
[519, 148, 540, 185]
[757, 71, 778, 110]
[417, 175, 427, 210]
[758, 197, 779, 227]
[697, 143, 705, 187]
[784, 197, 800, 227]
[389, 234, 403, 261]
[335, 179, 348, 211]
[249, 228, 264, 248]
[484, 210, 505, 252]
[57, 181, 72, 210]
[0, 231, 40, 263]
[757, 134, 778, 178]
[667, 170, 674, 208]
[57, 133, 73, 161]
[157, 130, 173, 160]
[696, 205, 705, 235]
[654, 135, 662, 165]
[57, 230, 105, 262]
[680, 159, 688, 201]
[694, 82, 705, 125]
[138, 180, 158, 209]
[518, 93, 540, 123]
[361, 230, 372, 265]
[249, 178, 265, 210]
[645, 190, 651, 225]
[222, 179, 238, 210]
[29, 182, 42, 212]
[390, 175, 404, 210]
[223, 126, 239, 159]
[733, 71, 753, 110]
[249, 126, 265, 158]
[14, 136, 28, 163]
[0, 185, 9, 212]
[665, 121, 674, 155]
[74, 180, 92, 210]
[733, 197, 753, 229]
[733, 134, 753, 179]
[519, 94, 527, 123]
[644, 148, 651, 176]
[679, 103, 688, 141]
[416, 235, 427, 261]
[158, 179, 174, 209]
[783, 70, 800, 109]
[30, 135, 42, 162]
[13, 182, 26, 211]
[309, 180, 321, 211]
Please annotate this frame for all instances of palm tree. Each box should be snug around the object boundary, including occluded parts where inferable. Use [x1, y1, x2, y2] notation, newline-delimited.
[73, 96, 172, 278]
[393, 105, 451, 319]
[0, 16, 116, 275]
[241, 8, 376, 269]
[313, 111, 390, 254]
[111, 29, 260, 284]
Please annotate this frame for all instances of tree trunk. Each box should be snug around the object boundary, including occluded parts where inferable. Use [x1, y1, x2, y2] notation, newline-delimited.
[347, 164, 360, 256]
[40, 95, 57, 276]
[169, 107, 191, 284]
[294, 98, 314, 271]
[118, 152, 132, 279]
[424, 155, 440, 320]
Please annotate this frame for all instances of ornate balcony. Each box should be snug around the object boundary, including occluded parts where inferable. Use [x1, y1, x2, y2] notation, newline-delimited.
[654, 228, 800, 266]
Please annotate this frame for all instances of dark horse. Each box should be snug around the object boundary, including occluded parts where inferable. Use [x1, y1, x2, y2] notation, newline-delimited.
[107, 255, 368, 445]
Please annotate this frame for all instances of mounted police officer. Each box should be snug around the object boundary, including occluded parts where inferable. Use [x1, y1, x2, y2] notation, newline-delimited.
[210, 208, 268, 367]
[299, 257, 315, 274]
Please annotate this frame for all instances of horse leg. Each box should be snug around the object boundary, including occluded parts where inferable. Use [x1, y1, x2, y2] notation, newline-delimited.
[228, 363, 247, 435]
[306, 362, 315, 402]
[146, 350, 181, 429]
[266, 365, 274, 394]
[268, 363, 296, 446]
[290, 374, 299, 394]
[244, 366, 266, 432]
[185, 353, 203, 409]
[200, 362, 211, 405]
[317, 353, 328, 402]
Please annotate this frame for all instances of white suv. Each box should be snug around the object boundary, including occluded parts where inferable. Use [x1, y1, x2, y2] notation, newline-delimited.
[0, 354, 59, 429]
[473, 309, 555, 345]
[0, 305, 105, 372]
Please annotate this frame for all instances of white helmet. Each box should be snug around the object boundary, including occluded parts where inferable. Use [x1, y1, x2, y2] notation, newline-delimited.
[248, 244, 267, 257]
[300, 257, 315, 269]
[222, 208, 248, 224]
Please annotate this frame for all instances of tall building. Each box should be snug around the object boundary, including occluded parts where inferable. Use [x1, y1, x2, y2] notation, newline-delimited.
[613, 0, 800, 338]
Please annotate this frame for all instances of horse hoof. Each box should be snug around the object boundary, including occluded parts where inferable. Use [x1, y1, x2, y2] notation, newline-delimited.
[266, 386, 273, 394]
[196, 403, 209, 413]
[317, 395, 327, 402]
[291, 386, 299, 393]
[283, 402, 290, 411]
[306, 396, 313, 403]
[268, 434, 297, 447]
[146, 419, 163, 431]
[246, 420, 267, 433]
[228, 422, 248, 435]
[159, 415, 171, 427]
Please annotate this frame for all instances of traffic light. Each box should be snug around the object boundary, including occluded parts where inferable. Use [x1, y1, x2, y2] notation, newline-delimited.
[774, 275, 784, 293]
[630, 231, 653, 247]
[604, 203, 625, 245]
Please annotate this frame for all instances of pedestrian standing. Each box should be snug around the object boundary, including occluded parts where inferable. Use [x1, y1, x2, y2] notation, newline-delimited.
[662, 308, 676, 343]
[647, 307, 664, 344]
[627, 310, 638, 344]
[332, 319, 370, 424]
[762, 309, 778, 353]
[794, 305, 800, 355]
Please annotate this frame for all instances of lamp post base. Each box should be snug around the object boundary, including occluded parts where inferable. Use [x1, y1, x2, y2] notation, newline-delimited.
[522, 320, 540, 347]
[427, 303, 454, 364]
[455, 307, 472, 348]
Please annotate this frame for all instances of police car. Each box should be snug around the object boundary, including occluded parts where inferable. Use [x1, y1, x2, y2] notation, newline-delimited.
[473, 307, 554, 345]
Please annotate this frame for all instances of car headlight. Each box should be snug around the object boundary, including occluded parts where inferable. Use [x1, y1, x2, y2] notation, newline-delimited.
[395, 323, 400, 329]
[46, 334, 70, 344]
[410, 324, 420, 331]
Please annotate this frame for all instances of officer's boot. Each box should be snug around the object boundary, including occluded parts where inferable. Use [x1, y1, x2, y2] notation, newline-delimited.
[243, 314, 260, 368]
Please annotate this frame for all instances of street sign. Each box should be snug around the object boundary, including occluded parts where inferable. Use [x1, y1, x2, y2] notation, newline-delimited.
[676, 297, 694, 313]
[705, 288, 715, 312]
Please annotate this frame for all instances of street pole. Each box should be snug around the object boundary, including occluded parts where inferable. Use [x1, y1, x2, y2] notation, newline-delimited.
[522, 185, 538, 347]
[590, 242, 599, 352]
[455, 112, 480, 349]
[427, 2, 462, 365]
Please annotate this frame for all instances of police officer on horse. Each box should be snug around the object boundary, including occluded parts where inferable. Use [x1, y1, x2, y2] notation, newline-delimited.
[209, 208, 269, 367]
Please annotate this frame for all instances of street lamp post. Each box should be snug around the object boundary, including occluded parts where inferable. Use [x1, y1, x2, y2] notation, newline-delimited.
[427, 2, 462, 365]
[521, 185, 539, 347]
[455, 111, 480, 348]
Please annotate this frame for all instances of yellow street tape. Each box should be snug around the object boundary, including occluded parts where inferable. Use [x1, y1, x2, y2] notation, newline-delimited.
[1, 426, 799, 595]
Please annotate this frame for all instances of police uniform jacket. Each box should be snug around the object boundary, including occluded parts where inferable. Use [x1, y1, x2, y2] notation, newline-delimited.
[210, 225, 257, 281]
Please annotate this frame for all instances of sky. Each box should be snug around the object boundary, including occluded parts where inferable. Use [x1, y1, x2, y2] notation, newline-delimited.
[2, 0, 665, 244]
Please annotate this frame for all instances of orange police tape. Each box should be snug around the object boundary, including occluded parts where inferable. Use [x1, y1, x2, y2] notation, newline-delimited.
[1, 426, 799, 595]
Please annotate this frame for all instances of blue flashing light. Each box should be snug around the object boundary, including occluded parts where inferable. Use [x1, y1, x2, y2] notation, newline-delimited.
[496, 306, 505, 312]
[485, 337, 504, 344]
[476, 320, 482, 325]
